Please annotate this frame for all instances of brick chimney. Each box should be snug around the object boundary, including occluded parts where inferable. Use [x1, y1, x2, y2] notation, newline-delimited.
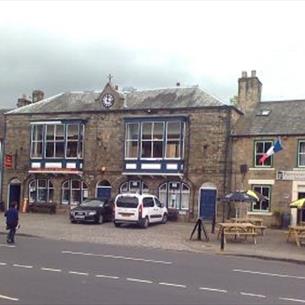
[17, 94, 31, 108]
[32, 90, 44, 103]
[238, 70, 262, 113]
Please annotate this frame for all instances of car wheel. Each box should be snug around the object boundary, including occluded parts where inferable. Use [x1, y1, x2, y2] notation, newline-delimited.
[70, 219, 76, 224]
[161, 213, 168, 224]
[97, 214, 104, 224]
[141, 217, 149, 229]
[114, 221, 121, 228]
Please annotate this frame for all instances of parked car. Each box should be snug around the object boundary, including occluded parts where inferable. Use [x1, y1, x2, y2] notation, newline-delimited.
[113, 193, 168, 228]
[70, 198, 113, 224]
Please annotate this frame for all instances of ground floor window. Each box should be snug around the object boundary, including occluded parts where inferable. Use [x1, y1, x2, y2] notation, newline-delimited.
[120, 180, 149, 194]
[159, 181, 190, 210]
[252, 185, 271, 212]
[29, 179, 54, 203]
[62, 179, 88, 205]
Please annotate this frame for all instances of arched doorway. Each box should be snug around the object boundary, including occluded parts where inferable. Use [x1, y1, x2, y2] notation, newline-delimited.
[96, 180, 112, 200]
[8, 178, 21, 210]
[198, 183, 217, 220]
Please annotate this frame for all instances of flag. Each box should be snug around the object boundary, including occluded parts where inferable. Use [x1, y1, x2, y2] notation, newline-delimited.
[259, 138, 283, 164]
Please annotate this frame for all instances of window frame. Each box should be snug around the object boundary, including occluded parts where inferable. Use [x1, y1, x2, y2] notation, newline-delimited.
[125, 122, 140, 160]
[30, 124, 44, 159]
[28, 179, 54, 203]
[298, 140, 305, 167]
[254, 140, 273, 168]
[251, 185, 271, 213]
[165, 121, 183, 160]
[61, 179, 88, 205]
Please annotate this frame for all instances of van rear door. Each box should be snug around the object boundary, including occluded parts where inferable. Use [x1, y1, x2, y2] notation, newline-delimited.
[115, 195, 139, 222]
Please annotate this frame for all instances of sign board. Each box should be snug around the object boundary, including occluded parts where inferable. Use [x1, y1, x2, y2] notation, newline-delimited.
[4, 154, 13, 169]
[277, 170, 305, 181]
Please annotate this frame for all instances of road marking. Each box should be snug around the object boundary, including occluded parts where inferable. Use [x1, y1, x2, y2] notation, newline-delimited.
[0, 293, 19, 301]
[279, 297, 305, 303]
[41, 267, 62, 272]
[68, 271, 89, 276]
[159, 282, 186, 288]
[62, 250, 172, 265]
[199, 287, 227, 293]
[12, 264, 33, 269]
[240, 292, 266, 298]
[0, 244, 16, 248]
[0, 262, 7, 266]
[96, 274, 119, 280]
[233, 269, 305, 280]
[126, 277, 153, 284]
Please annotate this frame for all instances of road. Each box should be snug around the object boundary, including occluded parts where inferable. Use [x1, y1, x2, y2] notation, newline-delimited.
[0, 235, 304, 305]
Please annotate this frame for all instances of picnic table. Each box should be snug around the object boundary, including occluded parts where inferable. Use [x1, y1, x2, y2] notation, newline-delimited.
[230, 217, 267, 235]
[287, 225, 305, 247]
[217, 222, 257, 244]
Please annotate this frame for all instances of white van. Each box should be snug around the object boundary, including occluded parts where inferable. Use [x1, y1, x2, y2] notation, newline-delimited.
[114, 193, 168, 228]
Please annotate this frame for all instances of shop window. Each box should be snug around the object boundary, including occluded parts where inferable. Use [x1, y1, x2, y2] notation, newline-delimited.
[62, 179, 88, 205]
[159, 181, 190, 210]
[120, 180, 149, 194]
[29, 179, 53, 203]
[251, 185, 271, 212]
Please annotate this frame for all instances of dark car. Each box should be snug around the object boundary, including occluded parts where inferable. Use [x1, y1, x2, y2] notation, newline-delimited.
[69, 198, 113, 224]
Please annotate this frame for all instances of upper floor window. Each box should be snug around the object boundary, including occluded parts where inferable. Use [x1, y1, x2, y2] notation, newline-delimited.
[251, 185, 271, 212]
[29, 179, 54, 203]
[124, 118, 185, 160]
[125, 123, 139, 159]
[31, 122, 84, 159]
[255, 140, 273, 167]
[298, 140, 305, 167]
[141, 122, 164, 158]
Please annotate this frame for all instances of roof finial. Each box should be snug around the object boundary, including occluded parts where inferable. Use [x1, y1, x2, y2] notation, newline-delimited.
[108, 73, 113, 83]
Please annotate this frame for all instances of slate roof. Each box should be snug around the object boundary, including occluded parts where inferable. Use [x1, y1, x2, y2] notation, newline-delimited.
[233, 99, 305, 136]
[7, 87, 224, 114]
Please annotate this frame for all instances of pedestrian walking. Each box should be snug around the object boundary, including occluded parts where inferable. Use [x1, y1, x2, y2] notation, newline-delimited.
[4, 202, 19, 244]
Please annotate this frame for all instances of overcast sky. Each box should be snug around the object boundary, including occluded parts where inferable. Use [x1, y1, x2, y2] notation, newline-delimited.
[1, 0, 305, 108]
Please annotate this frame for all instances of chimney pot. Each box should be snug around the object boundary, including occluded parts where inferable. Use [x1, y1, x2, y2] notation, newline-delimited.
[241, 71, 247, 78]
[251, 70, 256, 77]
[115, 85, 118, 90]
[176, 82, 180, 87]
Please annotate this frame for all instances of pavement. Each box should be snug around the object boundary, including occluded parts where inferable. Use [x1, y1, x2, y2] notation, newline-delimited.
[1, 212, 304, 264]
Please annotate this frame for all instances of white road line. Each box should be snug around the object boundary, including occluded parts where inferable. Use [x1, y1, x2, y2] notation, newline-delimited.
[0, 294, 19, 301]
[199, 287, 227, 293]
[279, 297, 305, 303]
[62, 250, 172, 265]
[68, 271, 89, 276]
[126, 277, 153, 284]
[159, 282, 186, 288]
[41, 267, 62, 272]
[12, 264, 33, 269]
[233, 269, 305, 280]
[240, 292, 266, 298]
[96, 274, 119, 280]
[0, 244, 16, 248]
[0, 262, 7, 266]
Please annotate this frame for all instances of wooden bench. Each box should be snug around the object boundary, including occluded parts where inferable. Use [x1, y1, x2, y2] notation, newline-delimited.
[28, 203, 56, 214]
[223, 232, 257, 244]
[255, 225, 267, 235]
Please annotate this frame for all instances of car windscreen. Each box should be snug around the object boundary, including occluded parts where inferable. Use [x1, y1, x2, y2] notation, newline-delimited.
[80, 200, 105, 207]
[116, 196, 139, 208]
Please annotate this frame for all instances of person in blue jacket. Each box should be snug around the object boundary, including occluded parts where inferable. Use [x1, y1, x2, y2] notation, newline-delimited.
[4, 202, 19, 244]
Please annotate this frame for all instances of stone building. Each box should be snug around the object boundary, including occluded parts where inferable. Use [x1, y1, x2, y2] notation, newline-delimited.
[2, 80, 241, 221]
[232, 71, 305, 226]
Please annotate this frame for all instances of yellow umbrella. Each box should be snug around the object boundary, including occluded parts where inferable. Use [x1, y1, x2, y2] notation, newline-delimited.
[290, 198, 305, 209]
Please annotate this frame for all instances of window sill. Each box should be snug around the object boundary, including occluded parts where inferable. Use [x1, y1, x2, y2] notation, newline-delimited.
[249, 167, 275, 171]
[248, 212, 272, 216]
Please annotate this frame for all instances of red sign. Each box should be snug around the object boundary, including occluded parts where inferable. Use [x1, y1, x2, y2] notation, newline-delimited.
[4, 154, 13, 169]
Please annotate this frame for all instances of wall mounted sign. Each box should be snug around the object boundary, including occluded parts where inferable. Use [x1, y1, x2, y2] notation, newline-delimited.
[277, 170, 305, 181]
[4, 154, 13, 169]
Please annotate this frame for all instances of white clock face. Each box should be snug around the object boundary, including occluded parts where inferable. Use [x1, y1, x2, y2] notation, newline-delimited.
[102, 93, 114, 108]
